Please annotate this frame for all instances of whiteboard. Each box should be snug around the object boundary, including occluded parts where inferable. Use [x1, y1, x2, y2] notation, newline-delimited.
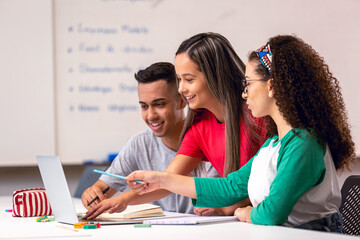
[1, 0, 359, 166]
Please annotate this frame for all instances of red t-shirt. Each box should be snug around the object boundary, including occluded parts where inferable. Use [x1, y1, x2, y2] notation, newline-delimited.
[177, 109, 266, 177]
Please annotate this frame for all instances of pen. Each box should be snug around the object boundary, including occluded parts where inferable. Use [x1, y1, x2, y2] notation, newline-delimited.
[93, 169, 142, 184]
[87, 186, 110, 206]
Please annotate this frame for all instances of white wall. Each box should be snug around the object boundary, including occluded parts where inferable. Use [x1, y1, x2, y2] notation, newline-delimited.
[0, 0, 55, 166]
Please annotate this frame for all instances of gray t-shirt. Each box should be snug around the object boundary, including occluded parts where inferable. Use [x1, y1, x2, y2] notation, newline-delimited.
[100, 128, 220, 214]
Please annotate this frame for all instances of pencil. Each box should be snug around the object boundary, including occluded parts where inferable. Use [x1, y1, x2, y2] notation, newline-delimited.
[93, 169, 142, 183]
[87, 186, 110, 206]
[56, 224, 79, 232]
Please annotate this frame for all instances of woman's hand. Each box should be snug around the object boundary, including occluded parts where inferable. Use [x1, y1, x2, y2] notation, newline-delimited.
[195, 198, 252, 216]
[127, 170, 197, 199]
[126, 170, 164, 195]
[234, 206, 253, 223]
[194, 207, 225, 216]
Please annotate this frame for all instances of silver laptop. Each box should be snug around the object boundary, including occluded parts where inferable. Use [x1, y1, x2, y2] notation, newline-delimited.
[36, 155, 142, 225]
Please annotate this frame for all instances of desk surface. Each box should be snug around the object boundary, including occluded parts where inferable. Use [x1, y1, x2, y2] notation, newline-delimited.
[0, 196, 358, 240]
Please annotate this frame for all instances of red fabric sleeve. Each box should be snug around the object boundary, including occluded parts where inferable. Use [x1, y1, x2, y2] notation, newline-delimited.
[177, 127, 204, 158]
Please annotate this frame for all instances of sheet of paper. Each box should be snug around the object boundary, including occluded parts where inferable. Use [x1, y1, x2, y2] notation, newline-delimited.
[144, 215, 238, 225]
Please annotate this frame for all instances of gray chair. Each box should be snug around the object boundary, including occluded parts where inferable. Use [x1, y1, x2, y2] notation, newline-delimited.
[73, 165, 108, 198]
[340, 175, 360, 235]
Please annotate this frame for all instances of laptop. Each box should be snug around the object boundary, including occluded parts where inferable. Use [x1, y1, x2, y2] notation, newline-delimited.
[36, 155, 143, 225]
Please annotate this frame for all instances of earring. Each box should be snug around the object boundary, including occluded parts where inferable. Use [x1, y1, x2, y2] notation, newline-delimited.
[269, 92, 273, 98]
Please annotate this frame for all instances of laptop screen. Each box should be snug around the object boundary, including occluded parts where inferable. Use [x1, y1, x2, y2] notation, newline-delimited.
[36, 155, 143, 225]
[36, 156, 79, 224]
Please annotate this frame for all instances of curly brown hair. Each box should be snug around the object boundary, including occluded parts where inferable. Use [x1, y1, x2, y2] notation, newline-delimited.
[248, 35, 355, 170]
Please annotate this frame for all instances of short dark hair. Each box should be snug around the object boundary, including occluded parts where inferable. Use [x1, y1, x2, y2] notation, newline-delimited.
[134, 62, 177, 84]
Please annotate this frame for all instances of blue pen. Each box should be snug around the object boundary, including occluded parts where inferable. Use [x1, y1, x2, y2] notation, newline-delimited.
[93, 169, 142, 183]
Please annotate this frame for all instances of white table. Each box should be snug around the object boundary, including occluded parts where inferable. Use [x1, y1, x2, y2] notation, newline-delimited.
[0, 196, 358, 240]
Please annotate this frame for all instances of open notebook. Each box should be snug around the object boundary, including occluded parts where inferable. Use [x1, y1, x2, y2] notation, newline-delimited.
[83, 204, 164, 220]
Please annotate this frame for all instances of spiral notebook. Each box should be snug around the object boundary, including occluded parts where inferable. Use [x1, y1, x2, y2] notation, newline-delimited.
[144, 215, 238, 225]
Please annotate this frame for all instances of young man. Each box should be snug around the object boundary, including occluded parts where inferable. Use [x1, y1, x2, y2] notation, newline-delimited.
[81, 62, 219, 214]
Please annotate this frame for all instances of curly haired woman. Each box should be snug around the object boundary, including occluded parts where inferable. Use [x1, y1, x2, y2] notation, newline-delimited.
[127, 35, 356, 232]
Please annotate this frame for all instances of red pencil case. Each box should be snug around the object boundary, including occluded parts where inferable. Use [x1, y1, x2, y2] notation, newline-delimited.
[12, 188, 52, 217]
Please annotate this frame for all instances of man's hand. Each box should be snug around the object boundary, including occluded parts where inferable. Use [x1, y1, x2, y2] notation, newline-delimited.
[81, 180, 114, 209]
[82, 195, 129, 220]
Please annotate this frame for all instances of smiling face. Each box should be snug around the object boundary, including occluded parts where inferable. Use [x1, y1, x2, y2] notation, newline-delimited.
[138, 80, 185, 138]
[242, 60, 275, 118]
[175, 53, 220, 112]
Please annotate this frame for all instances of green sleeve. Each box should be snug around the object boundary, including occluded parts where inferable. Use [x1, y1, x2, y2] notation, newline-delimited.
[250, 132, 326, 225]
[192, 157, 253, 208]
